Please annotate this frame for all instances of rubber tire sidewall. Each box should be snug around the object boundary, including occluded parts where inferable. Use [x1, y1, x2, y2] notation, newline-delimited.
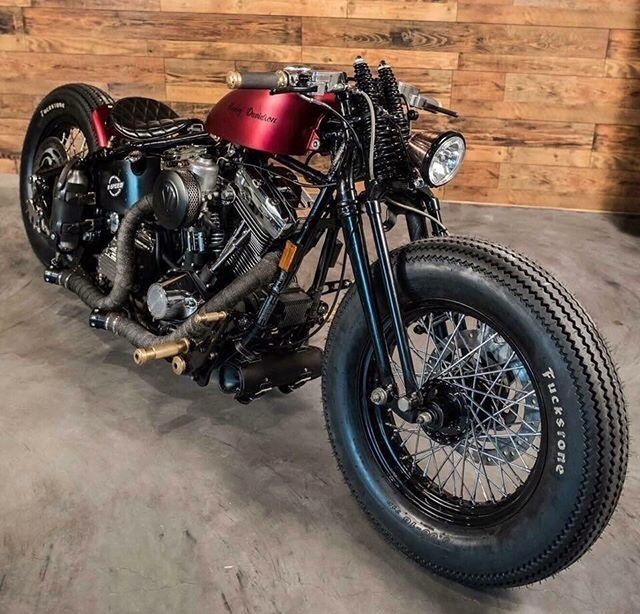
[323, 240, 594, 585]
[20, 88, 100, 265]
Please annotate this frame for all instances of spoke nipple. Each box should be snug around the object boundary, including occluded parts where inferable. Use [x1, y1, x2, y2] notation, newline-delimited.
[370, 387, 388, 406]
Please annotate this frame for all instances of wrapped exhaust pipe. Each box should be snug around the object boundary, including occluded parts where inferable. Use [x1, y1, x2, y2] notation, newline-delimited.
[44, 194, 282, 352]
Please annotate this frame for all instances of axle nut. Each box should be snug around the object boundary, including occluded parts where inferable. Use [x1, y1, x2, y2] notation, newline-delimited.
[370, 387, 388, 405]
[417, 411, 434, 425]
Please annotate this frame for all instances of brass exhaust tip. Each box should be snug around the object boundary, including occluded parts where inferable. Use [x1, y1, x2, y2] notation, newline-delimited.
[133, 338, 190, 366]
[172, 355, 188, 375]
[193, 310, 228, 325]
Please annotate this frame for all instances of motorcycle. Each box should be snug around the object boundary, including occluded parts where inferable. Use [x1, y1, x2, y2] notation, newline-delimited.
[19, 59, 628, 587]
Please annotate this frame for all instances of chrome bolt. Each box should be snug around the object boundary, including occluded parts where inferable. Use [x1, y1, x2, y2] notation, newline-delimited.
[370, 387, 388, 405]
[417, 411, 434, 425]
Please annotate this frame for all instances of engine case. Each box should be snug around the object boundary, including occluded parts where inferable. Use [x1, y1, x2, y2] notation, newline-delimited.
[99, 156, 160, 214]
[226, 166, 295, 276]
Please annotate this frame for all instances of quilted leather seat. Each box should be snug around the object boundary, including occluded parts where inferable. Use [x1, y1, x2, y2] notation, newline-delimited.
[110, 97, 204, 141]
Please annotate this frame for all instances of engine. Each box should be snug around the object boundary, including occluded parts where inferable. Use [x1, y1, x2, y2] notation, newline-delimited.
[221, 166, 296, 276]
[97, 146, 301, 328]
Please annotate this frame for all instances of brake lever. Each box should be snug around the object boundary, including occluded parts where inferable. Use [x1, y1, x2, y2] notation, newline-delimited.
[422, 102, 458, 118]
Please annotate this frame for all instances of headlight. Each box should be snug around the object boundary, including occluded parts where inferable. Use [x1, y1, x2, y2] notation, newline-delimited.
[408, 131, 466, 187]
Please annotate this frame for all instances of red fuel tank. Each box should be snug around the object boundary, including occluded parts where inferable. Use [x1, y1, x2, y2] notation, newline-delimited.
[206, 90, 334, 156]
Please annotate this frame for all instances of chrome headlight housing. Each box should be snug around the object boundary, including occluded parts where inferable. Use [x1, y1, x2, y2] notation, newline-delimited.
[408, 131, 466, 188]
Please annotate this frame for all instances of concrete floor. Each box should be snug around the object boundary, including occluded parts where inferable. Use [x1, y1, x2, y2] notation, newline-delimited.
[0, 171, 638, 613]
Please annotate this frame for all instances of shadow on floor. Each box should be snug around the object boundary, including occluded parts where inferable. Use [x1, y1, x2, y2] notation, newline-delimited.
[610, 214, 640, 237]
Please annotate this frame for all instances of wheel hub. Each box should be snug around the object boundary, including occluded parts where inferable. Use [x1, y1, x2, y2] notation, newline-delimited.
[419, 380, 468, 445]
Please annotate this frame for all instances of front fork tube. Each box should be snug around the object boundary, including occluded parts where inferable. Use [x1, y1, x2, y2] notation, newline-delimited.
[338, 193, 419, 400]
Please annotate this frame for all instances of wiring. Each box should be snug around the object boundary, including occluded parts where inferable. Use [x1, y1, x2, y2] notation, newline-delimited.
[298, 93, 366, 169]
[385, 197, 449, 234]
[217, 156, 336, 189]
[356, 90, 377, 181]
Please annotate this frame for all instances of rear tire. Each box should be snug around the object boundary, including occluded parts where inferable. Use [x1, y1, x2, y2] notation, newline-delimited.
[322, 236, 628, 587]
[19, 83, 113, 265]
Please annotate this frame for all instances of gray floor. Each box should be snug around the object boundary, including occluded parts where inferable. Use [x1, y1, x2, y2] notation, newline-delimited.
[0, 172, 638, 613]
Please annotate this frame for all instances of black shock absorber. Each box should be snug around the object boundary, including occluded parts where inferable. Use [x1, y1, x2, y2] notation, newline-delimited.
[377, 60, 410, 139]
[353, 56, 382, 104]
[353, 57, 401, 183]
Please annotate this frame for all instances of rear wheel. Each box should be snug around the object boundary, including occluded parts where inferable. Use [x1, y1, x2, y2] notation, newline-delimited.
[19, 83, 113, 265]
[322, 237, 628, 587]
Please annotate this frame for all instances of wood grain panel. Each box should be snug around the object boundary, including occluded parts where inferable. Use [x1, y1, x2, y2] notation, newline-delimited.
[505, 74, 640, 109]
[452, 71, 505, 101]
[443, 187, 638, 214]
[420, 116, 595, 148]
[24, 9, 302, 44]
[0, 8, 21, 33]
[0, 34, 149, 55]
[32, 1, 160, 9]
[347, 1, 457, 22]
[0, 158, 16, 172]
[593, 124, 640, 154]
[0, 1, 638, 212]
[149, 41, 301, 62]
[466, 145, 592, 167]
[0, 51, 165, 98]
[161, 0, 347, 18]
[0, 118, 28, 157]
[499, 164, 640, 197]
[302, 46, 458, 69]
[459, 53, 604, 77]
[303, 18, 609, 58]
[165, 58, 234, 103]
[0, 93, 38, 118]
[450, 161, 500, 188]
[458, 3, 638, 29]
[450, 101, 640, 126]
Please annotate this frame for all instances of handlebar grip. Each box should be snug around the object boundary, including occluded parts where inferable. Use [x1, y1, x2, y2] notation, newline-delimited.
[225, 70, 289, 90]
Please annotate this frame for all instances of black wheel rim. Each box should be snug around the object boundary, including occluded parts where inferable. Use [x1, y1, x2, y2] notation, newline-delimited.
[25, 119, 91, 239]
[361, 301, 547, 527]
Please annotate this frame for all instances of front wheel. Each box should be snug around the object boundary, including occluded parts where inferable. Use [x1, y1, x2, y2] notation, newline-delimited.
[322, 237, 627, 587]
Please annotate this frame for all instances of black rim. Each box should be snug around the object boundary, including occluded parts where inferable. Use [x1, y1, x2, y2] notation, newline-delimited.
[361, 300, 547, 527]
[25, 118, 91, 238]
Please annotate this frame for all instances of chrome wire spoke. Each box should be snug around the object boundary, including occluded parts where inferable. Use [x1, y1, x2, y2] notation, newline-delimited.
[423, 312, 464, 379]
[379, 308, 542, 509]
[439, 365, 526, 382]
[463, 390, 540, 455]
[437, 331, 499, 379]
[447, 382, 538, 411]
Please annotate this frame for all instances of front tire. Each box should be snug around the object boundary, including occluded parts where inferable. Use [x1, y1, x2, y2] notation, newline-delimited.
[322, 236, 628, 587]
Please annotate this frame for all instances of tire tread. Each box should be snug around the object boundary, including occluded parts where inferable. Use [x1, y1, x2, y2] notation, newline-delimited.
[322, 236, 628, 587]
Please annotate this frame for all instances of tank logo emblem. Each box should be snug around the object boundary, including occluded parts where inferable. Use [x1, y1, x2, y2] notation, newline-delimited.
[40, 102, 65, 117]
[226, 101, 277, 124]
[107, 175, 124, 197]
[246, 106, 277, 124]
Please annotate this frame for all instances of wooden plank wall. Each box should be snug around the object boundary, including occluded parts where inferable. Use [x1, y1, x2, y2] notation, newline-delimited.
[1, 1, 640, 212]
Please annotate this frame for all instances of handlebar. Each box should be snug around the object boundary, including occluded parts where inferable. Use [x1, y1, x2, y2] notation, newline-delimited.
[225, 70, 289, 90]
